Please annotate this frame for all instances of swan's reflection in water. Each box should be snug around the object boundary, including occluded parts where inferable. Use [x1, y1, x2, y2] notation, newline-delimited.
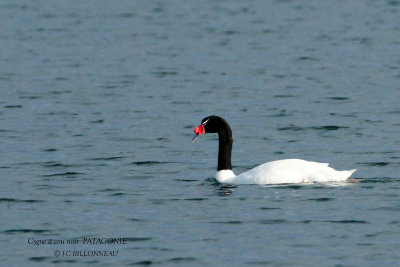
[216, 184, 236, 196]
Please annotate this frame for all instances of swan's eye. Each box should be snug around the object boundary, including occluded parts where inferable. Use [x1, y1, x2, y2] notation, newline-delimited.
[202, 118, 210, 126]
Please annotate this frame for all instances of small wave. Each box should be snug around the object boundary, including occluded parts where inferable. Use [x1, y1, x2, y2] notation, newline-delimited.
[131, 161, 170, 165]
[88, 156, 125, 161]
[151, 71, 178, 78]
[326, 97, 350, 101]
[29, 257, 49, 262]
[307, 197, 334, 202]
[185, 198, 207, 201]
[128, 218, 147, 222]
[110, 193, 125, 197]
[167, 257, 198, 263]
[40, 161, 78, 168]
[41, 148, 57, 152]
[310, 126, 349, 131]
[325, 220, 368, 224]
[295, 56, 317, 61]
[42, 172, 84, 177]
[131, 260, 153, 265]
[278, 125, 348, 131]
[360, 177, 397, 183]
[277, 125, 303, 131]
[359, 162, 390, 167]
[210, 220, 242, 224]
[89, 119, 104, 124]
[0, 198, 45, 203]
[370, 206, 400, 212]
[3, 229, 51, 234]
[259, 219, 287, 224]
[174, 179, 198, 182]
[4, 105, 23, 108]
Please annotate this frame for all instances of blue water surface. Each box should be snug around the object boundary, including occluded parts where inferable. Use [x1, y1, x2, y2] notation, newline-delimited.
[1, 0, 400, 266]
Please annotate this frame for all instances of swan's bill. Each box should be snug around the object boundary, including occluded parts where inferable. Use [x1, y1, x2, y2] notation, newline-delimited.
[192, 133, 199, 142]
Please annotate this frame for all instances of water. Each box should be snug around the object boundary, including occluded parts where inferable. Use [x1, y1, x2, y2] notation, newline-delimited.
[1, 0, 400, 266]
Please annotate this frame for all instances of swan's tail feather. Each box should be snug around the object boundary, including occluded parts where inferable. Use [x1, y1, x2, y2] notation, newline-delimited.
[341, 169, 357, 180]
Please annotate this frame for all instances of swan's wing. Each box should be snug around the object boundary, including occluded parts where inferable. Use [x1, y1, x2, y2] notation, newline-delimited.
[234, 159, 355, 184]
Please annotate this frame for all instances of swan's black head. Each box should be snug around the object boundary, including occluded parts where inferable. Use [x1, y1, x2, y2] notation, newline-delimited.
[192, 115, 233, 171]
[193, 115, 231, 141]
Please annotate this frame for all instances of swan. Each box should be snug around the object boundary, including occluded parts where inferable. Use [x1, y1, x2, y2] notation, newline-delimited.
[192, 115, 356, 184]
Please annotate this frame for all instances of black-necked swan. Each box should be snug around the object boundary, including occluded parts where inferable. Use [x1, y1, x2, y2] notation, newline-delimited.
[192, 115, 357, 184]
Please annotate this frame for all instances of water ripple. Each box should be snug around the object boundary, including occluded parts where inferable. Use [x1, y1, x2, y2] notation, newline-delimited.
[0, 198, 45, 203]
[307, 197, 335, 202]
[41, 172, 84, 177]
[278, 125, 349, 131]
[2, 229, 51, 234]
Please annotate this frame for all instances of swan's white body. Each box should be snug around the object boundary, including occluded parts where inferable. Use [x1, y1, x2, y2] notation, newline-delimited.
[215, 159, 356, 184]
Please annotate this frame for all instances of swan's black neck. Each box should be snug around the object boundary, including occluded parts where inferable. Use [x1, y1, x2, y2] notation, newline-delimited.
[217, 122, 233, 171]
